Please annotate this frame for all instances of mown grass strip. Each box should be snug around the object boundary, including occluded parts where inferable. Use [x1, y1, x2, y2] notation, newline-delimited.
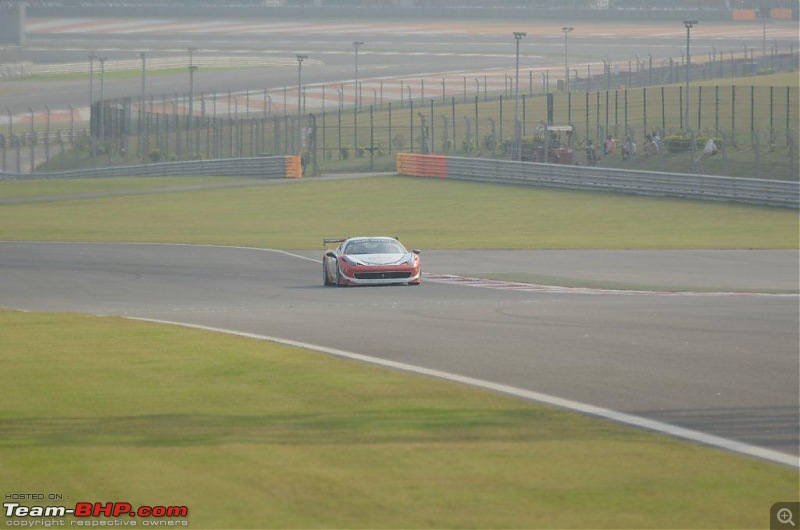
[1, 309, 796, 529]
[0, 176, 795, 250]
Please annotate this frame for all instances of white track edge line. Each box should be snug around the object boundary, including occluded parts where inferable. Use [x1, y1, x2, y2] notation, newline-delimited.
[130, 316, 799, 469]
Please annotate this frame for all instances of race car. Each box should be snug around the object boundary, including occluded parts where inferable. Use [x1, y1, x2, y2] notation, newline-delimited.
[323, 236, 421, 287]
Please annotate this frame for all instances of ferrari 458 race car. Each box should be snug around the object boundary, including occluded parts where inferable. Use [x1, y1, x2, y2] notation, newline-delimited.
[323, 236, 421, 287]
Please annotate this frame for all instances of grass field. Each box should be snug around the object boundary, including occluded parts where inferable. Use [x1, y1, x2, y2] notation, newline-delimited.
[2, 309, 797, 528]
[0, 175, 796, 249]
[1, 176, 798, 528]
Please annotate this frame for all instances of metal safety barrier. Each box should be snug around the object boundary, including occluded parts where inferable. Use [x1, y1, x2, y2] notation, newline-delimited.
[0, 155, 301, 181]
[397, 154, 800, 209]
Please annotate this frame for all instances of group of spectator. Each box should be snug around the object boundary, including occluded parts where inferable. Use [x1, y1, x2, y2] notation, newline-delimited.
[585, 131, 663, 166]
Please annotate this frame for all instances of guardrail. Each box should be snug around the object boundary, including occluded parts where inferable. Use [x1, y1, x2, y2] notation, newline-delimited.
[0, 129, 90, 148]
[0, 155, 302, 180]
[397, 153, 800, 208]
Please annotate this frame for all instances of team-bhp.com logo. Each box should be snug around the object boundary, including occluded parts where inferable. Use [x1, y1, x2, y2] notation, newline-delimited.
[4, 501, 189, 526]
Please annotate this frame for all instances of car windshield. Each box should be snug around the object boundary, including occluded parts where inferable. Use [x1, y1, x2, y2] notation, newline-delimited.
[345, 240, 406, 255]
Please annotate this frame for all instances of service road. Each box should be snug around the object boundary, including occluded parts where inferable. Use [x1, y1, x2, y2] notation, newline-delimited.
[1, 241, 797, 462]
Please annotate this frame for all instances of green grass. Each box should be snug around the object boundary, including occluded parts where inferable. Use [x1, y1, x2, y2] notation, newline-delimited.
[2, 309, 796, 529]
[1, 176, 797, 527]
[0, 176, 796, 250]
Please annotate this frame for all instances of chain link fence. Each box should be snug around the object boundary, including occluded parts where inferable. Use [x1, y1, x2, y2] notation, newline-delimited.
[2, 49, 797, 180]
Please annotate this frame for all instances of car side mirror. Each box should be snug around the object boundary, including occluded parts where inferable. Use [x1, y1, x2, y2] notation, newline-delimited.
[325, 251, 337, 258]
[412, 249, 421, 255]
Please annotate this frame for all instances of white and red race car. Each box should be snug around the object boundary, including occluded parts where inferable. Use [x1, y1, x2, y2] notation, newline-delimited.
[323, 236, 421, 287]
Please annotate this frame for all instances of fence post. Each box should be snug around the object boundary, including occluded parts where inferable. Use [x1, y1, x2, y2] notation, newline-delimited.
[354, 104, 358, 156]
[369, 106, 374, 169]
[474, 95, 479, 150]
[624, 89, 628, 139]
[731, 85, 736, 147]
[451, 97, 457, 152]
[769, 85, 774, 145]
[567, 92, 572, 122]
[410, 100, 414, 153]
[697, 85, 702, 131]
[585, 91, 590, 145]
[750, 86, 755, 147]
[388, 102, 392, 155]
[642, 87, 647, 139]
[499, 95, 503, 144]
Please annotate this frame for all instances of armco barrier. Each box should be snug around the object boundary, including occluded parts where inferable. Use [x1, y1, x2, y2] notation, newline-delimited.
[0, 155, 302, 181]
[396, 154, 799, 208]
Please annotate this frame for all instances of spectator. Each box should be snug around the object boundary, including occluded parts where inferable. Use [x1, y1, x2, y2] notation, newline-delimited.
[621, 137, 636, 159]
[644, 134, 658, 156]
[604, 135, 616, 155]
[651, 130, 661, 151]
[586, 140, 597, 166]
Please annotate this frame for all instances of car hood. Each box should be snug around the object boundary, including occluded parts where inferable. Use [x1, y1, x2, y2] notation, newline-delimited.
[346, 253, 411, 266]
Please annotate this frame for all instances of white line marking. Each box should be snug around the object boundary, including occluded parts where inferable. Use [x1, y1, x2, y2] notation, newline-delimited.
[424, 273, 798, 298]
[128, 316, 798, 468]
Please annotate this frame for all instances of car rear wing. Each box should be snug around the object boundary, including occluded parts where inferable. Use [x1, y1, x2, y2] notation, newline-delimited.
[323, 238, 347, 248]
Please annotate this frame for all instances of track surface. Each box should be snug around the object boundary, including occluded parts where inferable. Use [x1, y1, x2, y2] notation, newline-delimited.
[1, 241, 797, 458]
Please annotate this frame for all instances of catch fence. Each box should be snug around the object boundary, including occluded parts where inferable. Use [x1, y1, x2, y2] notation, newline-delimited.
[1, 49, 797, 180]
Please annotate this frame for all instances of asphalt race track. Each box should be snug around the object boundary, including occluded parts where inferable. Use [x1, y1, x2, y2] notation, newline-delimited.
[1, 241, 797, 463]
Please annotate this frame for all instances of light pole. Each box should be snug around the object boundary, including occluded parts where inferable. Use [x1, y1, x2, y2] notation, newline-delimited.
[188, 48, 198, 115]
[139, 52, 146, 158]
[88, 52, 96, 111]
[353, 41, 363, 110]
[98, 57, 106, 146]
[88, 52, 95, 157]
[296, 54, 307, 154]
[683, 20, 698, 132]
[513, 32, 526, 160]
[296, 54, 307, 116]
[188, 48, 198, 154]
[562, 27, 573, 92]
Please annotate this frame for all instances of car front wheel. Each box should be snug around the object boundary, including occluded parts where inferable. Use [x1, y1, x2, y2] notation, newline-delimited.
[323, 261, 333, 286]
